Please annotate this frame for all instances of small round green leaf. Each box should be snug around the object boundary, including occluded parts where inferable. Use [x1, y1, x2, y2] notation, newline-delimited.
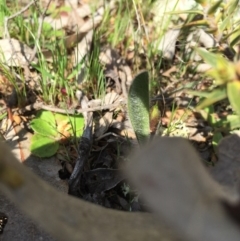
[30, 134, 59, 158]
[30, 119, 58, 137]
[36, 110, 56, 128]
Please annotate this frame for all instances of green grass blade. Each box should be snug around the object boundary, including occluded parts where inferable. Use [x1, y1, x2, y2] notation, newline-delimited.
[207, 0, 223, 15]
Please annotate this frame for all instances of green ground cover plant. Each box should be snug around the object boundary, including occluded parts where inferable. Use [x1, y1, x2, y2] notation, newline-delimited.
[30, 110, 84, 157]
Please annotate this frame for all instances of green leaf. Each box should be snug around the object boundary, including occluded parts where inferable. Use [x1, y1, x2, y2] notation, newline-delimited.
[219, 16, 231, 32]
[128, 71, 150, 144]
[150, 104, 160, 120]
[226, 115, 240, 129]
[196, 49, 236, 84]
[30, 110, 84, 157]
[0, 112, 7, 121]
[226, 0, 239, 16]
[54, 113, 68, 123]
[214, 115, 240, 130]
[36, 110, 56, 127]
[42, 22, 52, 32]
[195, 88, 227, 110]
[207, 0, 223, 15]
[212, 132, 223, 153]
[196, 49, 219, 68]
[30, 119, 58, 137]
[183, 19, 209, 28]
[227, 81, 240, 115]
[54, 113, 84, 137]
[187, 90, 215, 98]
[166, 10, 202, 15]
[68, 115, 85, 136]
[30, 134, 59, 158]
[229, 27, 240, 47]
[194, 0, 208, 5]
[203, 105, 217, 125]
[67, 59, 85, 80]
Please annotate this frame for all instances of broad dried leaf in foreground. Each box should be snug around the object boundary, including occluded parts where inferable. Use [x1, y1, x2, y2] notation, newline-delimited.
[0, 141, 180, 241]
[128, 136, 240, 241]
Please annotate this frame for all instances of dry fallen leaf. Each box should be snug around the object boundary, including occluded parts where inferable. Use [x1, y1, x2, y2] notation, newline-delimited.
[74, 30, 93, 84]
[99, 47, 132, 96]
[12, 115, 22, 125]
[103, 92, 124, 110]
[0, 38, 37, 67]
[156, 29, 180, 60]
[94, 112, 113, 138]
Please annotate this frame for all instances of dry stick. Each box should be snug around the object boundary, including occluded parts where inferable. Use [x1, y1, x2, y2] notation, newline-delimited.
[0, 142, 179, 241]
[21, 101, 127, 114]
[68, 133, 92, 196]
[3, 101, 127, 118]
[4, 0, 35, 38]
[68, 94, 93, 196]
[95, 131, 127, 141]
[29, 0, 52, 62]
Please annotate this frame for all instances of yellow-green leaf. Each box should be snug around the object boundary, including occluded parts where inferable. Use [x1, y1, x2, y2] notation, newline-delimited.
[30, 119, 58, 137]
[212, 132, 223, 153]
[196, 48, 236, 84]
[150, 104, 160, 120]
[207, 0, 223, 15]
[196, 88, 227, 110]
[214, 115, 240, 130]
[227, 81, 240, 115]
[229, 27, 240, 47]
[196, 48, 219, 68]
[194, 0, 208, 6]
[30, 134, 59, 158]
[187, 90, 215, 98]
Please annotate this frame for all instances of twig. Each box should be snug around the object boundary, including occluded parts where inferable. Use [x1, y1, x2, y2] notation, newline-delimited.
[68, 134, 92, 197]
[20, 101, 127, 115]
[68, 94, 93, 197]
[29, 0, 52, 62]
[132, 0, 141, 33]
[95, 132, 126, 142]
[4, 0, 35, 38]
